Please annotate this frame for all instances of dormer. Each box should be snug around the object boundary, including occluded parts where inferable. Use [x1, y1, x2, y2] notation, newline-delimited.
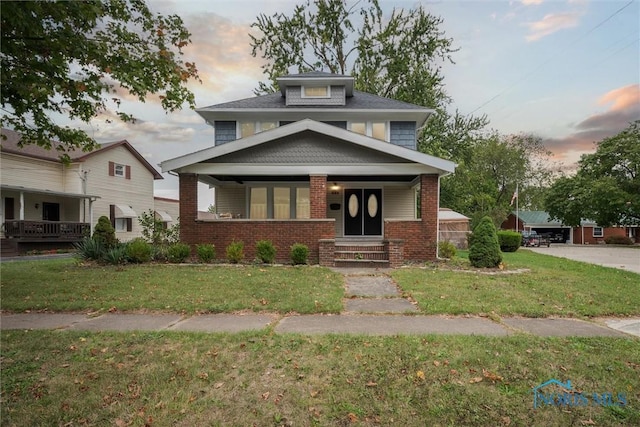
[277, 72, 354, 107]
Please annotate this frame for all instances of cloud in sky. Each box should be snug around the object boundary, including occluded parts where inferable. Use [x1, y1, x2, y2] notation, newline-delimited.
[521, 0, 544, 5]
[524, 10, 583, 41]
[543, 84, 639, 162]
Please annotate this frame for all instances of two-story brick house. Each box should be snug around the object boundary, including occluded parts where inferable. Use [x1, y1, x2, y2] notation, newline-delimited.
[161, 72, 456, 266]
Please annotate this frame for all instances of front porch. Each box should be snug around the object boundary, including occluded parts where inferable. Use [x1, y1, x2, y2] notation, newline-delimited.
[179, 174, 440, 267]
[3, 220, 90, 241]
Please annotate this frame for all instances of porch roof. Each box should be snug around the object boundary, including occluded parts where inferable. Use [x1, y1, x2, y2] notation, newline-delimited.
[161, 119, 456, 177]
[1, 184, 100, 200]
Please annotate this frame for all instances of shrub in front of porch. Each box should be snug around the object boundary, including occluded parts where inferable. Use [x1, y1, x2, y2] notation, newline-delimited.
[256, 240, 276, 264]
[469, 216, 502, 268]
[290, 243, 309, 265]
[168, 243, 191, 263]
[126, 238, 153, 263]
[226, 240, 245, 264]
[196, 244, 216, 263]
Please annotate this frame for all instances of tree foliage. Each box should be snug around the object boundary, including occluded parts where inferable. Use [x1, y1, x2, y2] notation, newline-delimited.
[1, 0, 200, 155]
[546, 121, 640, 227]
[250, 0, 461, 114]
[439, 132, 554, 227]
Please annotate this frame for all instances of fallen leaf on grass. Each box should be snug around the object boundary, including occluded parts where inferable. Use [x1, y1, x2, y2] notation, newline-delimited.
[501, 416, 511, 426]
[580, 419, 596, 426]
[469, 377, 483, 384]
[108, 306, 117, 313]
[309, 390, 319, 397]
[416, 370, 425, 380]
[262, 391, 270, 400]
[433, 360, 441, 367]
[348, 413, 358, 423]
[365, 381, 378, 387]
[214, 382, 224, 389]
[482, 369, 503, 383]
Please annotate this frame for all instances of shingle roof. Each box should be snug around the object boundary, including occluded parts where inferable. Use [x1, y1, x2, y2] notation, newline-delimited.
[1, 128, 162, 179]
[515, 211, 564, 226]
[197, 90, 427, 111]
[281, 71, 348, 78]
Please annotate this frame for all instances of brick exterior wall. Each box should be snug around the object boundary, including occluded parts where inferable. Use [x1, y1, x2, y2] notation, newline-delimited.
[179, 173, 198, 244]
[573, 226, 626, 245]
[383, 174, 439, 262]
[310, 175, 327, 219]
[186, 219, 335, 264]
[318, 239, 336, 267]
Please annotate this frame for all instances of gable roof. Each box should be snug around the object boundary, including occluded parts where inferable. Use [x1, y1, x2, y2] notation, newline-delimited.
[161, 119, 455, 176]
[1, 128, 162, 179]
[513, 211, 565, 227]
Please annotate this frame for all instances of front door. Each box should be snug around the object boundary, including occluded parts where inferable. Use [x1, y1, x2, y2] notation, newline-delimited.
[344, 189, 382, 236]
[42, 202, 60, 221]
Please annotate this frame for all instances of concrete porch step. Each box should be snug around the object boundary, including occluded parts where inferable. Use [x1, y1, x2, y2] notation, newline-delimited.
[334, 259, 390, 268]
[335, 250, 387, 260]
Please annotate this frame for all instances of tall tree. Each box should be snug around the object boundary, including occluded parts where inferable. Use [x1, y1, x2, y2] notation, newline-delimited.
[440, 132, 553, 227]
[1, 0, 200, 156]
[546, 121, 640, 227]
[250, 0, 459, 111]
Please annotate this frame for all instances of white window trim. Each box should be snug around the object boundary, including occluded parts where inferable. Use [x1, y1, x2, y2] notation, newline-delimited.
[236, 121, 278, 139]
[246, 184, 310, 219]
[593, 227, 604, 238]
[301, 85, 331, 99]
[114, 163, 125, 177]
[348, 121, 390, 142]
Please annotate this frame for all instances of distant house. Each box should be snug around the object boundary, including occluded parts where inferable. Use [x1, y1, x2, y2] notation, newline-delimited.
[1, 129, 165, 255]
[160, 72, 456, 267]
[501, 211, 635, 244]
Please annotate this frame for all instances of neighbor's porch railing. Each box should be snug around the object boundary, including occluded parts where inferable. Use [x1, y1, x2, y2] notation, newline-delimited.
[3, 221, 90, 241]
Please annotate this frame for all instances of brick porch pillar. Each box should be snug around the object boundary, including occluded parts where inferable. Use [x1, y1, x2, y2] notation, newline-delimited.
[179, 173, 198, 245]
[310, 175, 327, 219]
[420, 174, 439, 260]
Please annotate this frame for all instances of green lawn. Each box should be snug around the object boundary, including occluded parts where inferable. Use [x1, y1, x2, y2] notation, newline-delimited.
[2, 250, 639, 318]
[0, 259, 345, 314]
[392, 250, 640, 318]
[2, 330, 638, 426]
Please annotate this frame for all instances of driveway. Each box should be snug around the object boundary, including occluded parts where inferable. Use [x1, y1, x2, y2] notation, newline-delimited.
[527, 245, 640, 274]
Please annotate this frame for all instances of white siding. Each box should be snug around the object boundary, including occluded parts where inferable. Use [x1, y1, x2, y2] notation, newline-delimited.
[215, 187, 246, 217]
[83, 146, 156, 241]
[0, 153, 67, 191]
[154, 198, 180, 226]
[383, 186, 415, 219]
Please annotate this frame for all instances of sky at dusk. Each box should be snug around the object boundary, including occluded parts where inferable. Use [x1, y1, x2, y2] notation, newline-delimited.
[72, 0, 639, 208]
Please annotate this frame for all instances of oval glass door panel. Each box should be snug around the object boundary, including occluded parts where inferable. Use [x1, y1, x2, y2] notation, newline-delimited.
[348, 194, 359, 218]
[367, 194, 378, 218]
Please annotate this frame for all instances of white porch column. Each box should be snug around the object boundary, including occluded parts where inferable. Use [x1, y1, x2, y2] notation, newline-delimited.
[89, 198, 95, 235]
[19, 191, 24, 220]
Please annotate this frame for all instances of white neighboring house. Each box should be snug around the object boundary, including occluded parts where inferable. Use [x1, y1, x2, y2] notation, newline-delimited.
[153, 197, 180, 229]
[1, 128, 165, 254]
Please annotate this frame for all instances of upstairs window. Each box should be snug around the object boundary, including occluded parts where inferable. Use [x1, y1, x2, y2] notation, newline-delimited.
[302, 86, 330, 98]
[238, 121, 278, 138]
[348, 121, 388, 141]
[109, 161, 130, 179]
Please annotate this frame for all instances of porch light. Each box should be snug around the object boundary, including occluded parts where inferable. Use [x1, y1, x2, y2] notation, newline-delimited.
[331, 183, 340, 191]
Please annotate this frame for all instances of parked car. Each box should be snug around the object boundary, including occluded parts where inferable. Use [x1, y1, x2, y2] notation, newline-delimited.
[521, 231, 538, 246]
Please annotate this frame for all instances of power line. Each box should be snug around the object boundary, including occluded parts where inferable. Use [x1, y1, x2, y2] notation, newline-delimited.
[468, 0, 637, 115]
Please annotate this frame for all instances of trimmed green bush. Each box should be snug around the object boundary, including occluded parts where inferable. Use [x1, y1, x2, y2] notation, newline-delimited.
[256, 240, 276, 264]
[438, 240, 457, 259]
[74, 237, 104, 261]
[167, 243, 191, 263]
[497, 230, 521, 252]
[469, 216, 503, 268]
[226, 240, 244, 264]
[126, 238, 152, 263]
[92, 216, 117, 249]
[604, 235, 633, 245]
[290, 243, 309, 265]
[196, 244, 216, 263]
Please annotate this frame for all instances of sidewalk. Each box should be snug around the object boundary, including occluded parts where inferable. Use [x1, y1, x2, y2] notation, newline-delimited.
[1, 312, 638, 337]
